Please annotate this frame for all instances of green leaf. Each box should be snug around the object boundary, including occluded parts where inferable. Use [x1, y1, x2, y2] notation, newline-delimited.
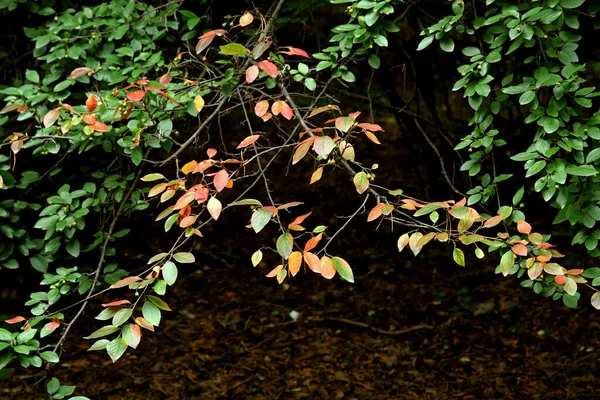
[162, 261, 178, 286]
[141, 173, 166, 182]
[439, 36, 455, 52]
[66, 239, 80, 258]
[453, 248, 465, 267]
[276, 232, 293, 259]
[26, 69, 40, 84]
[519, 90, 536, 105]
[112, 308, 132, 327]
[368, 54, 380, 69]
[173, 252, 195, 263]
[220, 43, 247, 56]
[47, 377, 60, 394]
[229, 199, 262, 206]
[499, 250, 515, 276]
[84, 325, 119, 339]
[251, 250, 263, 267]
[87, 339, 109, 351]
[131, 147, 142, 166]
[142, 301, 161, 326]
[0, 328, 12, 342]
[565, 165, 597, 177]
[107, 337, 128, 363]
[414, 203, 443, 217]
[331, 256, 354, 283]
[417, 36, 434, 51]
[39, 351, 59, 363]
[16, 329, 37, 344]
[560, 0, 585, 8]
[251, 208, 274, 233]
[147, 295, 171, 311]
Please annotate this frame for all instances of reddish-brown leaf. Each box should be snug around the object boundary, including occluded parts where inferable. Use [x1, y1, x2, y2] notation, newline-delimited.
[102, 300, 132, 307]
[5, 316, 26, 324]
[237, 135, 261, 149]
[258, 60, 278, 78]
[246, 65, 259, 83]
[43, 108, 60, 128]
[213, 169, 229, 192]
[127, 90, 145, 102]
[69, 67, 92, 79]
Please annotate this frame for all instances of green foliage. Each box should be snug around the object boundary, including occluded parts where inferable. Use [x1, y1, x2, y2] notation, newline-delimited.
[1, 0, 600, 396]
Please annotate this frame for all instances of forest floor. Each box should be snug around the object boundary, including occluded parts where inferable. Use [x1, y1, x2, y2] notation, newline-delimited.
[2, 235, 600, 400]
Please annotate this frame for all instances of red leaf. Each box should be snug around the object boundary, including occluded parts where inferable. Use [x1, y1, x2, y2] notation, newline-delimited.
[69, 67, 92, 79]
[280, 101, 293, 120]
[367, 203, 385, 222]
[213, 169, 229, 192]
[517, 220, 532, 234]
[288, 212, 312, 229]
[47, 318, 60, 331]
[207, 148, 217, 158]
[254, 100, 269, 117]
[246, 65, 259, 83]
[278, 46, 310, 58]
[357, 123, 384, 132]
[92, 121, 109, 132]
[258, 60, 278, 78]
[5, 316, 26, 324]
[554, 275, 567, 285]
[237, 135, 261, 149]
[196, 29, 226, 54]
[102, 300, 132, 307]
[159, 72, 172, 87]
[127, 90, 145, 102]
[86, 93, 97, 112]
[43, 108, 60, 128]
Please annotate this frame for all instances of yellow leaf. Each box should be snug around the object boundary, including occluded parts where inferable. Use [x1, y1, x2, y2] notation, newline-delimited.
[194, 95, 205, 112]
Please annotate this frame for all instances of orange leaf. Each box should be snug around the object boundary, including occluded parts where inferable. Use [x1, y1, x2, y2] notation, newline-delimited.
[127, 90, 145, 102]
[258, 60, 278, 78]
[43, 108, 60, 128]
[288, 251, 303, 276]
[110, 276, 142, 289]
[320, 256, 336, 279]
[149, 183, 168, 197]
[179, 215, 197, 228]
[511, 244, 528, 257]
[246, 65, 259, 83]
[357, 123, 383, 132]
[567, 269, 584, 275]
[173, 192, 195, 210]
[102, 300, 132, 307]
[292, 137, 315, 165]
[266, 264, 283, 278]
[83, 114, 96, 125]
[304, 233, 323, 253]
[213, 169, 229, 192]
[517, 220, 532, 234]
[159, 72, 172, 87]
[279, 101, 293, 120]
[554, 275, 567, 285]
[135, 317, 155, 331]
[69, 67, 92, 79]
[288, 212, 311, 229]
[261, 112, 272, 122]
[254, 100, 269, 117]
[367, 203, 385, 222]
[237, 135, 261, 149]
[181, 160, 198, 175]
[310, 167, 323, 184]
[239, 12, 254, 27]
[483, 214, 503, 228]
[86, 94, 97, 112]
[363, 130, 381, 144]
[304, 252, 321, 273]
[5, 316, 26, 324]
[92, 121, 109, 132]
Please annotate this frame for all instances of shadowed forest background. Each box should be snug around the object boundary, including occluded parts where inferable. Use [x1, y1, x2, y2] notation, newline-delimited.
[1, 0, 600, 398]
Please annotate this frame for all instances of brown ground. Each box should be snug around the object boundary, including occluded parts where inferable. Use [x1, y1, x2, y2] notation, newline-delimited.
[2, 238, 600, 400]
